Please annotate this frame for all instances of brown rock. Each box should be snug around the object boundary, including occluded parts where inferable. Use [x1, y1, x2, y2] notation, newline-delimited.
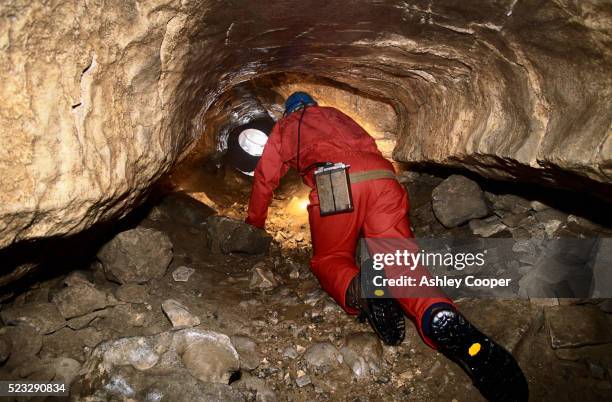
[52, 282, 109, 319]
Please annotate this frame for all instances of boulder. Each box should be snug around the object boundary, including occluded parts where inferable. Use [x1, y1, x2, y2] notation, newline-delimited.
[302, 341, 343, 374]
[432, 175, 489, 228]
[205, 216, 272, 254]
[161, 299, 200, 328]
[340, 332, 383, 379]
[0, 302, 65, 334]
[97, 228, 173, 284]
[52, 281, 109, 319]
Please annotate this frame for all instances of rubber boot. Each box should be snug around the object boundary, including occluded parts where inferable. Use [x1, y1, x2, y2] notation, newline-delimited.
[346, 273, 405, 346]
[427, 308, 529, 402]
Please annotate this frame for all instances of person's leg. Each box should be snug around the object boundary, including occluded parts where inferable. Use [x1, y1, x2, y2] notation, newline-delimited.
[362, 179, 528, 401]
[307, 200, 366, 314]
[360, 179, 454, 348]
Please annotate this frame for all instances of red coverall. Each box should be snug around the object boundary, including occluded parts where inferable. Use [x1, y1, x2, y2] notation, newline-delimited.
[246, 106, 452, 347]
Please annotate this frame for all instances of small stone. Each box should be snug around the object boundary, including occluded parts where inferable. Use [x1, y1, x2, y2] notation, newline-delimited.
[589, 362, 606, 380]
[530, 200, 551, 211]
[469, 216, 509, 237]
[172, 265, 196, 282]
[64, 270, 93, 286]
[282, 346, 299, 359]
[487, 193, 531, 214]
[432, 175, 489, 228]
[230, 335, 261, 371]
[97, 227, 173, 284]
[250, 264, 278, 289]
[0, 336, 11, 364]
[52, 282, 109, 319]
[115, 284, 149, 304]
[295, 371, 311, 387]
[340, 332, 383, 379]
[161, 299, 200, 328]
[303, 342, 342, 374]
[0, 302, 66, 334]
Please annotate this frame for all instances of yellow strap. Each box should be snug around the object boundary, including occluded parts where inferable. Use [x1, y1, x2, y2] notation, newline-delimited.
[349, 169, 397, 184]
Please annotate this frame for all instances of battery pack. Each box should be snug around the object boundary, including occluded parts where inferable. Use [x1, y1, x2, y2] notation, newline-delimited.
[314, 163, 354, 216]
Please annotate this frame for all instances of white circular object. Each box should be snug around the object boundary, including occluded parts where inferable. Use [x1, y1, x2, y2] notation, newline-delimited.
[238, 128, 268, 157]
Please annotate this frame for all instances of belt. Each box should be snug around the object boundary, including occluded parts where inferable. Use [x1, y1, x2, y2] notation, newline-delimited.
[349, 169, 397, 184]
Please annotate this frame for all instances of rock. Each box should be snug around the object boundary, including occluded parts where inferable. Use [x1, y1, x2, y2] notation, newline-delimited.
[49, 357, 82, 384]
[180, 333, 240, 384]
[589, 238, 612, 298]
[469, 216, 509, 237]
[52, 282, 109, 319]
[161, 299, 200, 328]
[295, 370, 311, 388]
[231, 372, 277, 402]
[486, 193, 532, 214]
[431, 175, 489, 228]
[250, 264, 278, 289]
[545, 305, 612, 349]
[172, 265, 196, 282]
[0, 336, 9, 364]
[42, 327, 106, 362]
[282, 346, 299, 359]
[156, 192, 215, 227]
[230, 335, 261, 371]
[205, 216, 272, 254]
[66, 308, 111, 330]
[115, 284, 149, 303]
[340, 332, 384, 379]
[114, 304, 149, 327]
[0, 302, 65, 334]
[76, 329, 241, 400]
[302, 342, 343, 374]
[97, 228, 173, 284]
[531, 201, 551, 211]
[0, 324, 43, 369]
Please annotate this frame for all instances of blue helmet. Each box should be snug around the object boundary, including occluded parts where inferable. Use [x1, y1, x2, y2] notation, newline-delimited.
[284, 92, 317, 115]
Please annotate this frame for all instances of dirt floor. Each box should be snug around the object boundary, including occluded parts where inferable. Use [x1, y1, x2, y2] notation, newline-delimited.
[0, 164, 611, 401]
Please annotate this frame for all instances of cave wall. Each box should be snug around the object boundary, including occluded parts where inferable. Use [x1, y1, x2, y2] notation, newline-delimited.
[0, 0, 610, 254]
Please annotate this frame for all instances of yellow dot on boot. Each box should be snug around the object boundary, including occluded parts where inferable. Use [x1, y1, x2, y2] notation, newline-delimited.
[468, 342, 481, 356]
[374, 289, 385, 297]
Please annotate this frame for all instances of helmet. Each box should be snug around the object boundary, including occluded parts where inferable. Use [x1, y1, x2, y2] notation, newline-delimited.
[284, 92, 317, 115]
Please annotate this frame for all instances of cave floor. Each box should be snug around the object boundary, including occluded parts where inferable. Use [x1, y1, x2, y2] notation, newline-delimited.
[1, 168, 611, 401]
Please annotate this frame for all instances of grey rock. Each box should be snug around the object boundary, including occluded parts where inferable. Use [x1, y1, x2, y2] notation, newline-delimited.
[157, 192, 215, 227]
[0, 302, 65, 334]
[0, 324, 43, 369]
[206, 216, 272, 254]
[97, 227, 173, 284]
[52, 282, 109, 319]
[340, 332, 383, 379]
[115, 284, 149, 303]
[282, 346, 299, 359]
[545, 305, 612, 349]
[302, 342, 343, 374]
[230, 335, 261, 371]
[432, 175, 489, 228]
[77, 330, 243, 400]
[48, 357, 81, 384]
[232, 372, 277, 402]
[469, 216, 509, 237]
[589, 238, 612, 298]
[487, 193, 532, 214]
[250, 263, 278, 289]
[66, 308, 111, 329]
[295, 372, 312, 388]
[161, 299, 200, 328]
[172, 265, 196, 282]
[0, 335, 10, 364]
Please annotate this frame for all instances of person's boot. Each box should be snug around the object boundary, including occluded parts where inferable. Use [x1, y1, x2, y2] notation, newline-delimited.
[427, 307, 529, 402]
[346, 273, 405, 345]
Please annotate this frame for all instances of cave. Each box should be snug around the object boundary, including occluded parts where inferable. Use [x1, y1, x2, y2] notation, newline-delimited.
[0, 1, 611, 401]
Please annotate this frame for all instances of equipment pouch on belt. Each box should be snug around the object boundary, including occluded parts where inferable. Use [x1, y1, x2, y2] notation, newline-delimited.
[313, 162, 354, 216]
